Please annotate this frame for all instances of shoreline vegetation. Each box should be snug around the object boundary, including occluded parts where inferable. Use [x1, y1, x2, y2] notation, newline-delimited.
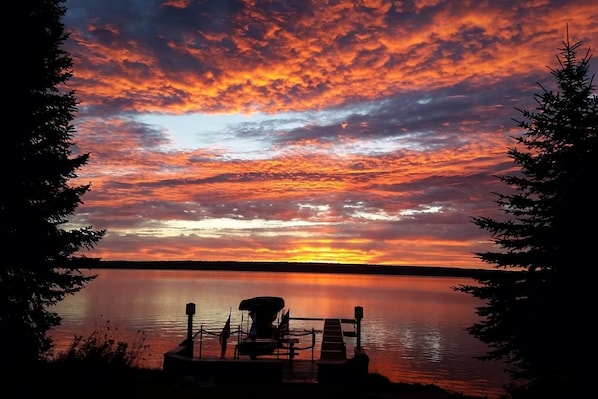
[98, 260, 505, 279]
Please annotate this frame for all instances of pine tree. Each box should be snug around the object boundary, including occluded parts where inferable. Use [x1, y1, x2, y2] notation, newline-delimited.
[456, 33, 597, 398]
[1, 1, 105, 371]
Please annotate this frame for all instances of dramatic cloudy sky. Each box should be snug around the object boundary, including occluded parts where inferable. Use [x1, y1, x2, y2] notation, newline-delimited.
[63, 0, 597, 269]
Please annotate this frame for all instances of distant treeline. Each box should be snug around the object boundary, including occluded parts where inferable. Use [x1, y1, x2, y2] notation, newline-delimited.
[97, 260, 508, 279]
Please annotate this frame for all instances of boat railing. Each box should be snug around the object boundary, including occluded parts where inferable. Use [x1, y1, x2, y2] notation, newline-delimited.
[179, 303, 363, 361]
[191, 324, 319, 360]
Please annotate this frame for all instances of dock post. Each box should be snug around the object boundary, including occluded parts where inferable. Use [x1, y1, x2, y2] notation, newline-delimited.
[354, 306, 363, 354]
[199, 325, 203, 358]
[186, 303, 196, 357]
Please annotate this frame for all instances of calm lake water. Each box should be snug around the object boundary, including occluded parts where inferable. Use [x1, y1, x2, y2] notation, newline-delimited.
[49, 269, 509, 398]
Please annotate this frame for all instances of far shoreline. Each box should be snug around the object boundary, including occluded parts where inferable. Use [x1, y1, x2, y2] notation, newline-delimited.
[97, 260, 505, 279]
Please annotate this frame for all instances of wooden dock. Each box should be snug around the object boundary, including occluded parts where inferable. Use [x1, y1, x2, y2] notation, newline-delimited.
[320, 318, 347, 361]
[164, 306, 368, 385]
[283, 319, 350, 383]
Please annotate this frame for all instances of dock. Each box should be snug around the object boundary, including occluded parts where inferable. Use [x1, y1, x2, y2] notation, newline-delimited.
[163, 303, 368, 385]
[282, 318, 350, 382]
[320, 319, 347, 361]
[316, 317, 368, 384]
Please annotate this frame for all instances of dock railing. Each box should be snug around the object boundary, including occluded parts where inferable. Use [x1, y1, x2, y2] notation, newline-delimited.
[180, 303, 363, 360]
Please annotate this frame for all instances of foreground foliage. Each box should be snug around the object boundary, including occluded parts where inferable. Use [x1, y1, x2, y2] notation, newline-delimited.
[53, 317, 150, 368]
[456, 33, 597, 398]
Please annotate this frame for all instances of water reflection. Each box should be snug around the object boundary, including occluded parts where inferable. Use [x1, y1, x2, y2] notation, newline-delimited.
[49, 269, 508, 398]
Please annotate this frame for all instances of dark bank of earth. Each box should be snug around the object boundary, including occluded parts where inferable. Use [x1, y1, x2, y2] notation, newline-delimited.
[21, 364, 488, 399]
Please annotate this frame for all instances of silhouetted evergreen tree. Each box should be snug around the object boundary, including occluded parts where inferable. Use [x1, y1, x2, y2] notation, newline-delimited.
[455, 33, 597, 398]
[1, 1, 105, 372]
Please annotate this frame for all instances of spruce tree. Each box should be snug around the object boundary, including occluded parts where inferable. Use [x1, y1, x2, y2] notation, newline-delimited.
[1, 0, 105, 371]
[456, 34, 597, 398]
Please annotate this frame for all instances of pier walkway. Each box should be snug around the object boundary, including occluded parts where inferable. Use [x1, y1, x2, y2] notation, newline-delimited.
[320, 318, 347, 361]
[164, 305, 367, 384]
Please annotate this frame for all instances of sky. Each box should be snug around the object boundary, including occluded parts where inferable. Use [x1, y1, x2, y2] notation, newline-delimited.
[62, 0, 598, 269]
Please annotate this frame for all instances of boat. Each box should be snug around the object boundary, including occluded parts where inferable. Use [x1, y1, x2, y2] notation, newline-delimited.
[235, 296, 288, 359]
[162, 296, 369, 385]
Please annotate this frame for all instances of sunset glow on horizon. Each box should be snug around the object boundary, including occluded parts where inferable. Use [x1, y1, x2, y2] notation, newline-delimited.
[63, 0, 598, 269]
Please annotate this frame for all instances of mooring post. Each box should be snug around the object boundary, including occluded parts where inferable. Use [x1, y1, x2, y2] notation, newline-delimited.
[185, 302, 196, 357]
[354, 306, 363, 354]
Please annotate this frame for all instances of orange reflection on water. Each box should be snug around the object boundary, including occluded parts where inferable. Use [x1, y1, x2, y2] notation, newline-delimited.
[50, 269, 507, 398]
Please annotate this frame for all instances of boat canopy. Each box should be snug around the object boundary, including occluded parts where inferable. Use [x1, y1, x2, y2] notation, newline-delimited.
[238, 296, 284, 313]
[239, 296, 285, 339]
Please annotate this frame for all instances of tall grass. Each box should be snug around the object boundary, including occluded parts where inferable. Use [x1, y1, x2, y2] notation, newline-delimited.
[52, 315, 149, 368]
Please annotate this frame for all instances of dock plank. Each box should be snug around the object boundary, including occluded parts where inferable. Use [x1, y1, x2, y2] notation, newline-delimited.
[320, 319, 347, 361]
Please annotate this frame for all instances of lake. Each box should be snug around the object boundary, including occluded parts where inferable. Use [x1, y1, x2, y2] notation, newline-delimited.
[48, 268, 510, 398]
